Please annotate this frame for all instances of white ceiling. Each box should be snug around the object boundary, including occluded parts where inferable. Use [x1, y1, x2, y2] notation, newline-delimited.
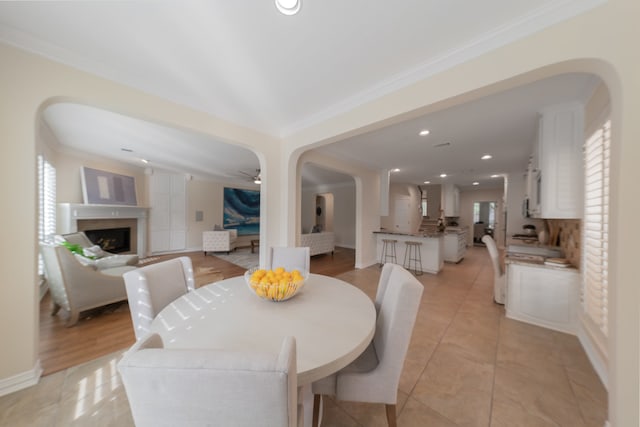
[0, 1, 603, 188]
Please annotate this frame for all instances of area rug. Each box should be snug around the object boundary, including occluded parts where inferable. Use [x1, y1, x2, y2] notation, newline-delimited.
[213, 249, 259, 270]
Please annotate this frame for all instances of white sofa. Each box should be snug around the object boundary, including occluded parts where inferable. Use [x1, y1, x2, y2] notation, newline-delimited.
[300, 231, 335, 256]
[203, 229, 238, 255]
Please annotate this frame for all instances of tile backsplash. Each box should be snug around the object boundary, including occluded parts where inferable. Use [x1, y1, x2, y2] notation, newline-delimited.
[546, 219, 581, 269]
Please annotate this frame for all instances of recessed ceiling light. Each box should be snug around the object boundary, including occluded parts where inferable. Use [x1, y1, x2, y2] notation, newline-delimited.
[423, 181, 431, 184]
[275, 0, 301, 15]
[481, 154, 493, 160]
[419, 129, 430, 136]
[472, 181, 479, 185]
[141, 159, 149, 164]
[392, 168, 400, 172]
[491, 174, 500, 178]
[440, 173, 447, 178]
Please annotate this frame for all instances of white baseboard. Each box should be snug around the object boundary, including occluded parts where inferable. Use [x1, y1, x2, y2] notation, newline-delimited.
[0, 360, 42, 397]
[577, 322, 608, 389]
[336, 243, 355, 250]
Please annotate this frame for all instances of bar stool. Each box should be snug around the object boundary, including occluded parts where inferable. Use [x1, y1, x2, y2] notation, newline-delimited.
[403, 241, 423, 276]
[379, 239, 398, 267]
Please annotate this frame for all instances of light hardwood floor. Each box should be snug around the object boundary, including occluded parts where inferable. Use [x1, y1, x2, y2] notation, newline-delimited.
[2, 246, 607, 426]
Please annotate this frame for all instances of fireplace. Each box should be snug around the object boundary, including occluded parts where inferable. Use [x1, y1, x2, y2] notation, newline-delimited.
[84, 227, 131, 253]
[58, 204, 149, 257]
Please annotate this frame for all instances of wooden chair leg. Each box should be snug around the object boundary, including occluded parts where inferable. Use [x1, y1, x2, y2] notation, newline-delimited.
[312, 394, 321, 427]
[385, 404, 397, 427]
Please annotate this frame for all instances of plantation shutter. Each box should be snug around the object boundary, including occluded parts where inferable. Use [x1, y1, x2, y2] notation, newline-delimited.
[38, 154, 56, 277]
[583, 119, 610, 337]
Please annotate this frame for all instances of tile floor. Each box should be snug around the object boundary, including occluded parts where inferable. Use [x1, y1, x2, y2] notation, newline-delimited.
[0, 247, 607, 426]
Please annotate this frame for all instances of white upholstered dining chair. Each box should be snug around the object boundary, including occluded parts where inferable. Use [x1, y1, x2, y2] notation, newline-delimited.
[481, 234, 505, 304]
[118, 333, 300, 427]
[374, 262, 395, 313]
[269, 246, 311, 272]
[311, 264, 424, 427]
[123, 257, 195, 340]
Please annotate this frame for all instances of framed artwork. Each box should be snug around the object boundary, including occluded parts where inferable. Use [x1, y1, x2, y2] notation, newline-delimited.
[81, 166, 138, 205]
[223, 187, 260, 236]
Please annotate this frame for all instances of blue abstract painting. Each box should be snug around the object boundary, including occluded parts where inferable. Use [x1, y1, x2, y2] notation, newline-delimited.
[223, 187, 260, 236]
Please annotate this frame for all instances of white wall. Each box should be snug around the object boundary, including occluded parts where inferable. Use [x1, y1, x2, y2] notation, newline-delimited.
[504, 172, 545, 241]
[380, 183, 422, 233]
[38, 130, 260, 253]
[459, 187, 507, 246]
[301, 182, 356, 248]
[3, 1, 640, 423]
[422, 184, 442, 219]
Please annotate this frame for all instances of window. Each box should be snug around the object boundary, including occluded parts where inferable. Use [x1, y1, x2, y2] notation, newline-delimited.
[38, 154, 56, 277]
[582, 119, 610, 342]
[473, 201, 496, 226]
[421, 190, 428, 217]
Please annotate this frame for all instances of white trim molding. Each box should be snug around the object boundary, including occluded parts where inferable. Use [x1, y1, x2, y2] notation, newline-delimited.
[282, 0, 607, 136]
[578, 318, 609, 389]
[0, 360, 42, 397]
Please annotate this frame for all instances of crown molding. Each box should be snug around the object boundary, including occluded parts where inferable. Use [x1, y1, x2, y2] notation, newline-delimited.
[281, 0, 607, 137]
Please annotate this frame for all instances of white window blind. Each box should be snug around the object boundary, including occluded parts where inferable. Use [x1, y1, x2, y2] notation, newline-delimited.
[583, 119, 610, 337]
[38, 154, 56, 276]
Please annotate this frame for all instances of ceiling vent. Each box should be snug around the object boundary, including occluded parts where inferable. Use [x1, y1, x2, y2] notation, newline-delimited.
[433, 142, 451, 148]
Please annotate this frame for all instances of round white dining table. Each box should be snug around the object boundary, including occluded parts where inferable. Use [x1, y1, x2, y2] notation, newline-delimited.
[149, 273, 376, 386]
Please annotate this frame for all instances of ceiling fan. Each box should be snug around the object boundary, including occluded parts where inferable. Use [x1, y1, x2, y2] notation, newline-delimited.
[238, 169, 261, 184]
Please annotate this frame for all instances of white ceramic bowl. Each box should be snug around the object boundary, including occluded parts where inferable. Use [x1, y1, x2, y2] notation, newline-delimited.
[244, 268, 308, 301]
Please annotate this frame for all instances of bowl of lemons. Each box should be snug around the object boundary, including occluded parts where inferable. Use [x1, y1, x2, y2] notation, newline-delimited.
[244, 267, 307, 301]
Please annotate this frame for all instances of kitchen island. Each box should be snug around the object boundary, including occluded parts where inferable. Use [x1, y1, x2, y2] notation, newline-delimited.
[373, 231, 444, 274]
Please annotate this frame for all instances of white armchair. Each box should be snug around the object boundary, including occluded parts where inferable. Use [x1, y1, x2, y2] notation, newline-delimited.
[203, 229, 238, 255]
[40, 243, 138, 326]
[59, 231, 139, 267]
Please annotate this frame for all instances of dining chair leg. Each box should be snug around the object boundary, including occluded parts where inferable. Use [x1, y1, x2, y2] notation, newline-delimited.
[312, 394, 321, 427]
[385, 403, 397, 427]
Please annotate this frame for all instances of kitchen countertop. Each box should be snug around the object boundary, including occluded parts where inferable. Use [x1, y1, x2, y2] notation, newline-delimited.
[505, 255, 578, 271]
[445, 226, 469, 234]
[374, 230, 443, 238]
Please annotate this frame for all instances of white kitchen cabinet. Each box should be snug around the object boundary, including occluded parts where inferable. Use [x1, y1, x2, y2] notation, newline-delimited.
[530, 102, 584, 218]
[441, 183, 460, 217]
[506, 262, 579, 334]
[444, 229, 467, 263]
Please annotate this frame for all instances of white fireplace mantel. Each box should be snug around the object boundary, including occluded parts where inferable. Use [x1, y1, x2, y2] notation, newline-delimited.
[58, 203, 149, 257]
